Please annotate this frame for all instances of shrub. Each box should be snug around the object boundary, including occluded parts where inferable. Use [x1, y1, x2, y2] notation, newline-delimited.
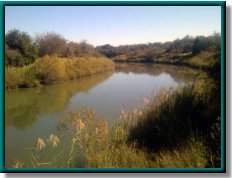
[5, 67, 24, 89]
[5, 64, 39, 89]
[6, 56, 115, 89]
[35, 55, 67, 84]
[5, 46, 24, 67]
[5, 30, 38, 66]
[36, 32, 67, 57]
[127, 84, 219, 150]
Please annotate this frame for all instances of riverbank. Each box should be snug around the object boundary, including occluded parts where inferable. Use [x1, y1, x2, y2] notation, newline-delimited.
[113, 51, 221, 71]
[75, 74, 220, 168]
[5, 56, 115, 89]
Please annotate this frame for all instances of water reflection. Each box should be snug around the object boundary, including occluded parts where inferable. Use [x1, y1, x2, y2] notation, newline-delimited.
[5, 72, 113, 130]
[116, 63, 200, 83]
[5, 64, 201, 130]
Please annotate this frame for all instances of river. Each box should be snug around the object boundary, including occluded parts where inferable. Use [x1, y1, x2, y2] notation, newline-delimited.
[5, 63, 200, 167]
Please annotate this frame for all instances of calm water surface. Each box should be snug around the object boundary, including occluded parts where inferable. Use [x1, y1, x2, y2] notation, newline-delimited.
[5, 63, 200, 167]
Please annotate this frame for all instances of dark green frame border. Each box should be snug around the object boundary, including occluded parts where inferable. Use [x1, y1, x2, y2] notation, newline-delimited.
[0, 1, 226, 173]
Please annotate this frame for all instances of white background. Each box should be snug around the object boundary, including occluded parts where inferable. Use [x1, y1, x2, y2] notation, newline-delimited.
[1, 0, 231, 177]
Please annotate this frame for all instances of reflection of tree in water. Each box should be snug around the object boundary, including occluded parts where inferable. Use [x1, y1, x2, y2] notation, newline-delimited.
[6, 64, 201, 130]
[5, 72, 113, 130]
[116, 63, 201, 84]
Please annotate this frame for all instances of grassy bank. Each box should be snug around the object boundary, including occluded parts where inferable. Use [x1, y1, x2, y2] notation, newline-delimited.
[5, 56, 115, 89]
[12, 73, 220, 168]
[113, 51, 220, 71]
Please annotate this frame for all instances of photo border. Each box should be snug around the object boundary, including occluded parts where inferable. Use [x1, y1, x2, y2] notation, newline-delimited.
[0, 1, 226, 173]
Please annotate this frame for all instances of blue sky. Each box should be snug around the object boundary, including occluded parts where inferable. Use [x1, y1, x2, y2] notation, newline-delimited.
[5, 6, 221, 46]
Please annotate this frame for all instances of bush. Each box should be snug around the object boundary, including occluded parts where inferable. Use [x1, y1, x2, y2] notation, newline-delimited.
[36, 32, 67, 57]
[5, 46, 24, 67]
[5, 65, 39, 89]
[5, 30, 38, 66]
[35, 55, 67, 84]
[35, 56, 115, 85]
[6, 56, 115, 89]
[128, 82, 220, 150]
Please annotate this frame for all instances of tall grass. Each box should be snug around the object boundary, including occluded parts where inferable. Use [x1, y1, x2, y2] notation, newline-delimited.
[127, 73, 221, 167]
[12, 107, 208, 168]
[5, 64, 40, 89]
[185, 51, 221, 70]
[5, 55, 115, 89]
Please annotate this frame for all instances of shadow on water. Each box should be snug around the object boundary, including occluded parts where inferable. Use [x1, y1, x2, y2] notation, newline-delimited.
[5, 71, 114, 130]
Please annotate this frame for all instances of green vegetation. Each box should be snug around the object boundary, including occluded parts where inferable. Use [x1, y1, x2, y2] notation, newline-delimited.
[185, 51, 221, 70]
[5, 64, 39, 89]
[97, 33, 221, 70]
[5, 30, 103, 68]
[6, 56, 115, 89]
[5, 30, 115, 89]
[127, 74, 220, 167]
[5, 30, 38, 66]
[5, 30, 220, 90]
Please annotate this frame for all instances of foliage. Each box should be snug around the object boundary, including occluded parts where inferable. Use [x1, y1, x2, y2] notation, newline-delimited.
[192, 32, 221, 55]
[127, 75, 220, 167]
[63, 40, 101, 58]
[36, 32, 67, 57]
[5, 45, 24, 67]
[35, 32, 101, 58]
[64, 57, 115, 79]
[97, 33, 221, 70]
[5, 29, 38, 66]
[186, 51, 221, 70]
[6, 56, 115, 88]
[35, 55, 67, 84]
[151, 137, 208, 168]
[5, 65, 39, 89]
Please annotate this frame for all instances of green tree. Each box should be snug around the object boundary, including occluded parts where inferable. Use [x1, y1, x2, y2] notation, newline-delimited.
[5, 44, 24, 67]
[5, 29, 38, 66]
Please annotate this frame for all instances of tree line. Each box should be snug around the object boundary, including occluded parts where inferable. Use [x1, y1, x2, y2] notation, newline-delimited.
[5, 30, 100, 67]
[97, 33, 221, 61]
[5, 29, 221, 67]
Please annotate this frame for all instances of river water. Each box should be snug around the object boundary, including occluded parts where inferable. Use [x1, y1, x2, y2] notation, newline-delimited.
[5, 63, 200, 167]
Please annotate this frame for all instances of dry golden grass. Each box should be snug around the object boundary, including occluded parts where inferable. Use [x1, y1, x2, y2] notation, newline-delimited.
[5, 55, 115, 89]
[35, 137, 46, 151]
